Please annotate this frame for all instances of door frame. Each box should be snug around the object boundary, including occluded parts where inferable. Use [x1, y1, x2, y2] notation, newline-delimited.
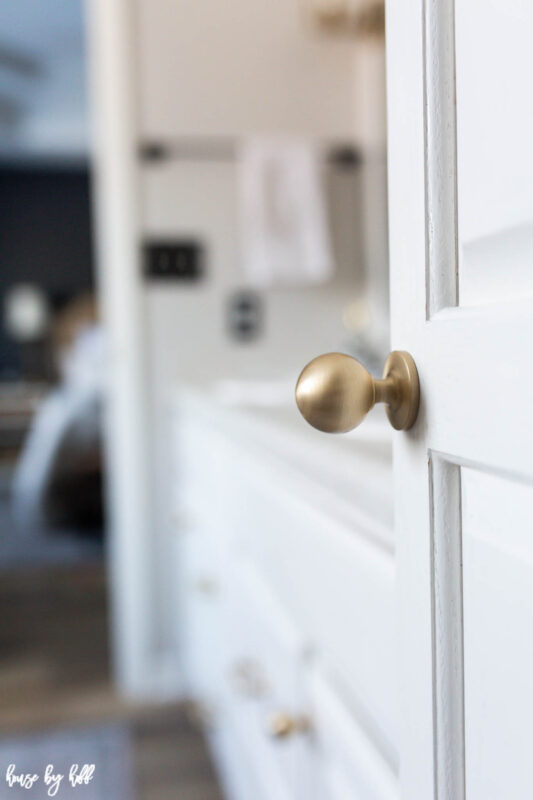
[386, 0, 454, 795]
[85, 0, 157, 695]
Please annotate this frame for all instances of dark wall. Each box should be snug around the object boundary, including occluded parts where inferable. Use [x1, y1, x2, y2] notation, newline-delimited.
[0, 165, 94, 379]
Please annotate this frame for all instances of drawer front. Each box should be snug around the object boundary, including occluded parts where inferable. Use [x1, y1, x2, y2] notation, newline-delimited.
[177, 531, 225, 702]
[207, 716, 266, 800]
[306, 666, 399, 800]
[221, 445, 397, 749]
[221, 561, 312, 800]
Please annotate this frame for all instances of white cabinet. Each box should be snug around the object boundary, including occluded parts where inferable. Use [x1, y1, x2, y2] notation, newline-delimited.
[173, 389, 398, 799]
[306, 666, 397, 800]
[222, 564, 311, 800]
[221, 439, 397, 744]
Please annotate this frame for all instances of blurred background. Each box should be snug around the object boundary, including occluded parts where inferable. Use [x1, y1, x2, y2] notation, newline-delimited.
[0, 0, 391, 797]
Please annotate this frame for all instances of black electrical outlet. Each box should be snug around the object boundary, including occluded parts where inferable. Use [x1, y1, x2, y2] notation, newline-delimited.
[144, 240, 204, 281]
[227, 290, 262, 342]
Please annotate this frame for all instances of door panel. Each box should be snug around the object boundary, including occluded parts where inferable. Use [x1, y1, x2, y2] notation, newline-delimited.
[455, 0, 533, 307]
[386, 0, 533, 797]
[462, 468, 533, 800]
[455, 0, 533, 250]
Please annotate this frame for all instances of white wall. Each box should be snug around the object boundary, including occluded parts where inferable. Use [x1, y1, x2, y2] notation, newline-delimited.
[135, 0, 360, 139]
[89, 0, 388, 693]
[142, 161, 366, 380]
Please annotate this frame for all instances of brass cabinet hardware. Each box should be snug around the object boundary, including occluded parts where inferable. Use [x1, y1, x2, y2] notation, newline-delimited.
[295, 351, 420, 433]
[310, 0, 385, 38]
[266, 711, 310, 739]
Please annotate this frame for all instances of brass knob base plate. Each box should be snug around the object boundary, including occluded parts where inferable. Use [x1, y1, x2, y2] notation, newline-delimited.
[382, 351, 420, 431]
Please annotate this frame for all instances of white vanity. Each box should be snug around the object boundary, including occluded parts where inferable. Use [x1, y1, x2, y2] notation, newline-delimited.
[172, 383, 398, 800]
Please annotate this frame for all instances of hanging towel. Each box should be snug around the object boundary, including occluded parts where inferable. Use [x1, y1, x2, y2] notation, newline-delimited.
[237, 138, 335, 287]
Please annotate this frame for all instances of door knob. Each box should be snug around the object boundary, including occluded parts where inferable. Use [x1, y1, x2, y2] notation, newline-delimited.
[295, 351, 419, 433]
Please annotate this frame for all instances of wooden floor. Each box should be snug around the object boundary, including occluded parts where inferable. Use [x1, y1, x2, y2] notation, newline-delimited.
[0, 561, 224, 800]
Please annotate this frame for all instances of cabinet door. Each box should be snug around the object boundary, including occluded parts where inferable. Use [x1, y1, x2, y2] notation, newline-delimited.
[387, 0, 533, 798]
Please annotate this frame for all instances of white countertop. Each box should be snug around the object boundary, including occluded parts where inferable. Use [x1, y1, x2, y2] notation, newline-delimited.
[176, 378, 395, 552]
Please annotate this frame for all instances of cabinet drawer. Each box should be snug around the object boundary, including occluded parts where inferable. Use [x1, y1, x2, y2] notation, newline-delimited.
[306, 666, 398, 800]
[177, 531, 224, 701]
[222, 561, 312, 800]
[223, 447, 397, 749]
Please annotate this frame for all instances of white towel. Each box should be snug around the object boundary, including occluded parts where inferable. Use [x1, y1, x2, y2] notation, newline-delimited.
[238, 138, 335, 287]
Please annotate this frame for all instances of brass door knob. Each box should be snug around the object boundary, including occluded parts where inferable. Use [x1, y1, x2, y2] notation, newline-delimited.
[295, 351, 419, 433]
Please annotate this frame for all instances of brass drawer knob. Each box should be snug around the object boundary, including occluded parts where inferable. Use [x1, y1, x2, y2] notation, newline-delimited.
[295, 350, 419, 433]
[266, 711, 310, 739]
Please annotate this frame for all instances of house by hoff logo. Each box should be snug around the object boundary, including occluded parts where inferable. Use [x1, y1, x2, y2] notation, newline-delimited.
[6, 764, 95, 796]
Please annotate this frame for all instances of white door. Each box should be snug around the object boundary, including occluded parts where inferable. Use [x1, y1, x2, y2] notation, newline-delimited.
[387, 1, 533, 799]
